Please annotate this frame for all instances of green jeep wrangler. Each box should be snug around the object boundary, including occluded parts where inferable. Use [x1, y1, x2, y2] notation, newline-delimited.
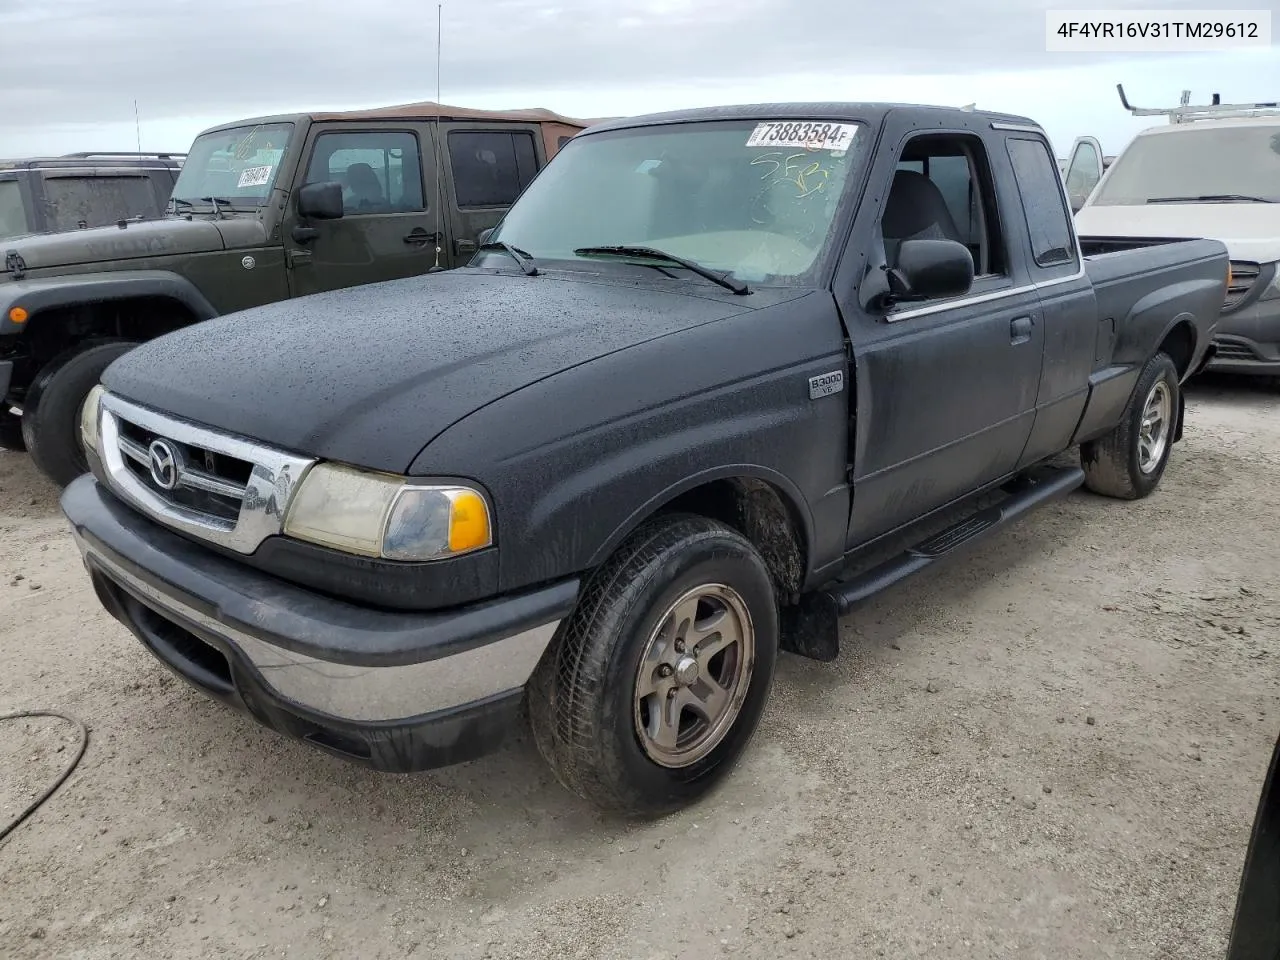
[1, 101, 598, 486]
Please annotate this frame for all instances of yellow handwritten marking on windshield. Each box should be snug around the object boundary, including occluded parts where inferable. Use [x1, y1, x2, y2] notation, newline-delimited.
[751, 153, 835, 199]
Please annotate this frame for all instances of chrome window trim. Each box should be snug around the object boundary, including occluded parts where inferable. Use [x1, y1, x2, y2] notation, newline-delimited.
[98, 391, 317, 554]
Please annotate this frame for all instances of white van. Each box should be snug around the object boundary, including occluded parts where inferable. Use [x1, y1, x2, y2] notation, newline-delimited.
[1070, 94, 1280, 378]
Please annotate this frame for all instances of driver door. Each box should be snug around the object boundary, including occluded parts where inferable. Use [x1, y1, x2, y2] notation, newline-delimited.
[283, 123, 448, 297]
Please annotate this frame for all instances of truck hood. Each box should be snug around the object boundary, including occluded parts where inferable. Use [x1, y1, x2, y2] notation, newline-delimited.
[102, 269, 774, 473]
[1075, 203, 1280, 264]
[3, 216, 235, 274]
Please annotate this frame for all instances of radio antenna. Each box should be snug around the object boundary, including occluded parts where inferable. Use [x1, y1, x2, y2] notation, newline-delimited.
[428, 3, 445, 272]
[134, 100, 142, 153]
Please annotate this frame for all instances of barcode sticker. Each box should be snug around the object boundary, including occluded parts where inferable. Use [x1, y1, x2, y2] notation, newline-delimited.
[746, 121, 858, 153]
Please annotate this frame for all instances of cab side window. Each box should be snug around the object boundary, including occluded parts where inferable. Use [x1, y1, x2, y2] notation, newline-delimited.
[303, 131, 426, 215]
[448, 131, 539, 208]
[1005, 137, 1078, 270]
[881, 134, 1008, 286]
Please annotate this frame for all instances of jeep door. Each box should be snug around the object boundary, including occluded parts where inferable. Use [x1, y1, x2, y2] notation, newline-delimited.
[283, 122, 447, 296]
[1062, 135, 1105, 212]
[436, 121, 548, 262]
[843, 120, 1046, 546]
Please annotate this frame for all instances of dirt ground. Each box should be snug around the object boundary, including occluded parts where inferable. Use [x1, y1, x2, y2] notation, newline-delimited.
[1, 374, 1277, 960]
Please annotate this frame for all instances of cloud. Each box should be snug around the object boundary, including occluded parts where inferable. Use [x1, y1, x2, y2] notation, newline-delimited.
[1, 0, 1231, 124]
[0, 0, 1273, 156]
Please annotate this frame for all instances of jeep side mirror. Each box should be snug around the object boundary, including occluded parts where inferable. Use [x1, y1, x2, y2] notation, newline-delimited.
[297, 181, 345, 221]
[886, 238, 974, 303]
[478, 227, 494, 246]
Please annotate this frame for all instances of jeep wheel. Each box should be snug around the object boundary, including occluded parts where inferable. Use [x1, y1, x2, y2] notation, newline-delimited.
[22, 339, 140, 488]
[527, 514, 779, 817]
[1081, 350, 1180, 500]
[0, 409, 23, 452]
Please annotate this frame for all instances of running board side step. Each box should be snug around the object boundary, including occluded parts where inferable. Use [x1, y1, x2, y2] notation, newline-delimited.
[779, 465, 1085, 661]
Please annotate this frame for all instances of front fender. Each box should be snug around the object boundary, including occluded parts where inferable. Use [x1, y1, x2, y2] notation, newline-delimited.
[1, 270, 219, 335]
[408, 293, 853, 597]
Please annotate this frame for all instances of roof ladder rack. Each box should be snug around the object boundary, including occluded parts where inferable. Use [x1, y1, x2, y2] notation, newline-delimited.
[1117, 83, 1280, 123]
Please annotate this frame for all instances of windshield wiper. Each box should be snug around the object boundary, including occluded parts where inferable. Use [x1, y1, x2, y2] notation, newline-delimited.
[477, 240, 538, 276]
[202, 196, 235, 219]
[1147, 194, 1275, 204]
[167, 196, 238, 218]
[573, 245, 750, 295]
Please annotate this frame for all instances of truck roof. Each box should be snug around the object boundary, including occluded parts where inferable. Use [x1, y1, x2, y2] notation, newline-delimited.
[582, 101, 1042, 136]
[0, 152, 185, 171]
[1134, 114, 1280, 136]
[198, 100, 611, 136]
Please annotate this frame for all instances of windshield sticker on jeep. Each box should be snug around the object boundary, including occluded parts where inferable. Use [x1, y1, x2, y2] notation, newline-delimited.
[746, 122, 857, 154]
[237, 165, 274, 189]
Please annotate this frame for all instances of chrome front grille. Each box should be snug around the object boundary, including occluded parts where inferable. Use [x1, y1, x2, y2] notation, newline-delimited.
[97, 391, 317, 554]
[1224, 260, 1260, 311]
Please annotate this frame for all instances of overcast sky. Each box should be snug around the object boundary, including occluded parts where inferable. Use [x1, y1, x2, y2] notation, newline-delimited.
[1, 0, 1276, 159]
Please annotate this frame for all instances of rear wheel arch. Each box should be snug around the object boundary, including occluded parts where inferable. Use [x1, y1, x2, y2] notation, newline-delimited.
[1155, 314, 1198, 379]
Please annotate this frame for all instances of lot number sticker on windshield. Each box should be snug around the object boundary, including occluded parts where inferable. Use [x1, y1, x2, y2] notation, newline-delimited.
[237, 165, 273, 188]
[746, 122, 857, 153]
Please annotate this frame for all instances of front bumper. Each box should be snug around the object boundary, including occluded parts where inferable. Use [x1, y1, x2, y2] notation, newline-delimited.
[61, 473, 580, 773]
[1207, 295, 1280, 376]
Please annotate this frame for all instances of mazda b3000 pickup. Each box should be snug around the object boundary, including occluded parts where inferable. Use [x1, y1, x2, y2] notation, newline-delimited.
[60, 102, 1229, 815]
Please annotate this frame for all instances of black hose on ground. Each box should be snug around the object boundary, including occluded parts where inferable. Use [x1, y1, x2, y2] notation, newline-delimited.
[0, 710, 89, 843]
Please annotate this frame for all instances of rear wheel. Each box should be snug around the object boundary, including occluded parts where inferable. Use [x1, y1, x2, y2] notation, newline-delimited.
[1081, 350, 1180, 500]
[22, 339, 140, 488]
[527, 514, 779, 817]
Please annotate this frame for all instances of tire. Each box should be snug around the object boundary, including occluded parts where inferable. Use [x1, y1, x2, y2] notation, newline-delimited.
[1081, 350, 1180, 500]
[22, 339, 140, 488]
[527, 513, 780, 817]
[0, 409, 23, 452]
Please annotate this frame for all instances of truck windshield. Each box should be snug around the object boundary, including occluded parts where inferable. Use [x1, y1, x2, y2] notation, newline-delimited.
[0, 180, 29, 240]
[170, 122, 294, 209]
[484, 119, 867, 285]
[1091, 124, 1280, 205]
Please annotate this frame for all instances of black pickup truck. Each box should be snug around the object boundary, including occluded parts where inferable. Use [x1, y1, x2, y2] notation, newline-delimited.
[60, 102, 1229, 816]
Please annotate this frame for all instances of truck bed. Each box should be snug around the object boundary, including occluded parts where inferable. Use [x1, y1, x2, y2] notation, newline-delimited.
[1081, 235, 1229, 366]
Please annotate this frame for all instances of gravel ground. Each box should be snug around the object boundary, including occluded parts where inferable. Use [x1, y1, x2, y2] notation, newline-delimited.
[1, 374, 1277, 960]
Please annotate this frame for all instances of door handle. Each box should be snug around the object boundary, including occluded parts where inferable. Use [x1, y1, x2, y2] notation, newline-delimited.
[403, 228, 441, 246]
[1010, 316, 1033, 345]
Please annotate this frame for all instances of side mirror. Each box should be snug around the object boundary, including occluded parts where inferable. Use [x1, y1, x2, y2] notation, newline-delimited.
[477, 227, 495, 246]
[886, 238, 974, 303]
[297, 181, 344, 221]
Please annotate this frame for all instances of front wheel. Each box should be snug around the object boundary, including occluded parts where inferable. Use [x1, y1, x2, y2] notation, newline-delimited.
[527, 514, 780, 817]
[1081, 350, 1180, 500]
[22, 339, 140, 488]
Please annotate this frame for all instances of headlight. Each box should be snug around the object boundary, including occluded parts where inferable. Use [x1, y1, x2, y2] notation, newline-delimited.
[282, 461, 493, 561]
[79, 384, 105, 455]
[1260, 262, 1280, 302]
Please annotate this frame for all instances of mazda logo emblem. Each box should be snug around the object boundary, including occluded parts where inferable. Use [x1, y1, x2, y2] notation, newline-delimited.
[147, 439, 182, 491]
